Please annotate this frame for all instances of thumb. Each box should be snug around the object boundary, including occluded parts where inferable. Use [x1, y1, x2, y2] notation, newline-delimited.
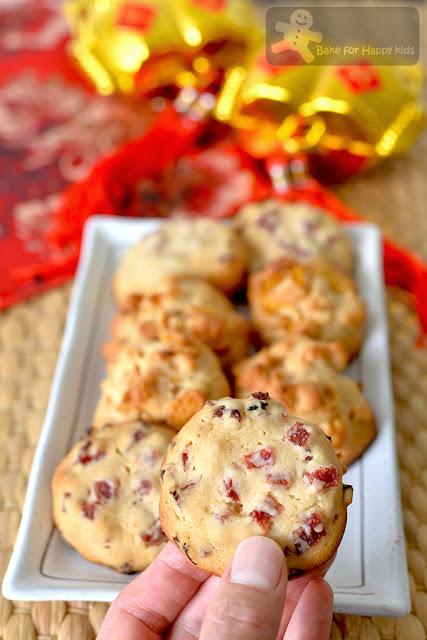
[199, 536, 287, 640]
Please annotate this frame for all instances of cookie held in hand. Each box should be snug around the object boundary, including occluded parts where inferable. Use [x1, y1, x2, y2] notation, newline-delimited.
[52, 421, 174, 573]
[159, 394, 352, 576]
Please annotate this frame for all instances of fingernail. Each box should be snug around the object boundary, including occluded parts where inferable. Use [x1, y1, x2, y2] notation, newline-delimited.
[230, 536, 284, 591]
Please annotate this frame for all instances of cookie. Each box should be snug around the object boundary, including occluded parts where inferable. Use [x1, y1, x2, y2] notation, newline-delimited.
[160, 394, 352, 576]
[233, 340, 376, 465]
[237, 335, 351, 373]
[93, 332, 231, 430]
[113, 219, 248, 308]
[235, 199, 353, 273]
[248, 258, 365, 358]
[52, 420, 174, 573]
[102, 277, 249, 366]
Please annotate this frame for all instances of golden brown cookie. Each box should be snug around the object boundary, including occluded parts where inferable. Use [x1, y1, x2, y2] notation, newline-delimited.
[52, 421, 174, 573]
[235, 199, 354, 273]
[248, 258, 365, 358]
[238, 335, 350, 373]
[113, 219, 248, 308]
[102, 277, 249, 367]
[93, 333, 230, 431]
[160, 394, 352, 576]
[233, 340, 376, 465]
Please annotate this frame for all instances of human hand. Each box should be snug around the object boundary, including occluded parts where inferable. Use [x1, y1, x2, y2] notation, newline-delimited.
[97, 536, 333, 640]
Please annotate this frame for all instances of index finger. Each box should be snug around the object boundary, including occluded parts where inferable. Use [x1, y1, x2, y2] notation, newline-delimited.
[98, 543, 210, 640]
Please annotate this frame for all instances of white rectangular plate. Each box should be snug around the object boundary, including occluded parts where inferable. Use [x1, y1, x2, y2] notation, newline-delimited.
[3, 216, 409, 615]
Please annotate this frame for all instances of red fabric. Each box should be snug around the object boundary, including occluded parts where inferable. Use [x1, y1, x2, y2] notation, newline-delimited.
[11, 110, 269, 288]
[0, 0, 154, 309]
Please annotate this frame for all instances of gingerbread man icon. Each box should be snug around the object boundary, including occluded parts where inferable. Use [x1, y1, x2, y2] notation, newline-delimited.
[271, 9, 322, 63]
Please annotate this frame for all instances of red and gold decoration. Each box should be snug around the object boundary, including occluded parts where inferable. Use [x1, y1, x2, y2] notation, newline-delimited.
[66, 0, 425, 174]
[65, 0, 261, 96]
[223, 56, 425, 177]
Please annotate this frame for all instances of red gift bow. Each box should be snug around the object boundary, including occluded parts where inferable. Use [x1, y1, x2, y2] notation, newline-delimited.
[9, 108, 427, 339]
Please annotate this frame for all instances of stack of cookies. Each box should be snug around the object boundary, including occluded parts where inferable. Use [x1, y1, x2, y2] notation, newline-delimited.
[52, 202, 376, 575]
[233, 200, 376, 465]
